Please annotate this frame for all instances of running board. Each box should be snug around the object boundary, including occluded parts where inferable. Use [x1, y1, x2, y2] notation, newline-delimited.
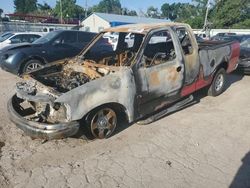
[137, 95, 194, 125]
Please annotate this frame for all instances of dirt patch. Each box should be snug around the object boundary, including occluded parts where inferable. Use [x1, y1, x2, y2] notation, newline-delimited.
[0, 70, 250, 187]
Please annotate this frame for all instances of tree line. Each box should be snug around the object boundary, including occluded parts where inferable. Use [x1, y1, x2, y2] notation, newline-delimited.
[0, 0, 249, 29]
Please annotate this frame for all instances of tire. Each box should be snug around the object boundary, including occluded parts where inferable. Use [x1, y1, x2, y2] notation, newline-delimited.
[88, 107, 117, 139]
[21, 59, 43, 73]
[208, 68, 226, 97]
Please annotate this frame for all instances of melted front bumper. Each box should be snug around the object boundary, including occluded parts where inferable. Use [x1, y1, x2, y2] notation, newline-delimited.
[8, 95, 79, 140]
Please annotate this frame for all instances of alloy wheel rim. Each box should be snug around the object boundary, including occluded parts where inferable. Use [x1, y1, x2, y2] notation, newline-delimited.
[91, 108, 117, 139]
[215, 74, 224, 92]
[26, 62, 42, 72]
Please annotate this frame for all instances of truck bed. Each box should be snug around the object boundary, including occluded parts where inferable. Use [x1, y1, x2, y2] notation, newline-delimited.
[198, 40, 238, 78]
[198, 40, 236, 50]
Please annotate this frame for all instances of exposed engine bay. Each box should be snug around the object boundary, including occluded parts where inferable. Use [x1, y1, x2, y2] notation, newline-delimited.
[28, 60, 116, 93]
[14, 60, 118, 124]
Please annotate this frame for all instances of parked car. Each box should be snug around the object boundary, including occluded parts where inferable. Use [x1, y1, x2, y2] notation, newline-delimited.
[8, 23, 240, 140]
[209, 34, 250, 74]
[213, 32, 237, 38]
[0, 30, 96, 74]
[0, 32, 13, 38]
[195, 34, 205, 43]
[0, 32, 44, 49]
[237, 38, 250, 74]
[211, 34, 250, 43]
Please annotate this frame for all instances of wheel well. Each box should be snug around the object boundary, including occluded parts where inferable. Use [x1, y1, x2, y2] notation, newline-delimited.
[19, 57, 45, 74]
[218, 61, 228, 71]
[85, 103, 129, 123]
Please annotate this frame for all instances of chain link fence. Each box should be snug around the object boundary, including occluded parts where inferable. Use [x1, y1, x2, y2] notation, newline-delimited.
[0, 21, 79, 33]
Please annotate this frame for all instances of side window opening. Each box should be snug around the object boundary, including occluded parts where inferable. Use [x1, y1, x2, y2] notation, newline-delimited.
[175, 27, 193, 55]
[10, 35, 23, 43]
[142, 30, 176, 67]
[78, 33, 95, 43]
[63, 32, 77, 44]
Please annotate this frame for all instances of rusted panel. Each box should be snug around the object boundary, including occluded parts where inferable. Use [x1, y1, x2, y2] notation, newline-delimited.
[166, 66, 179, 82]
[149, 71, 160, 86]
[145, 62, 184, 97]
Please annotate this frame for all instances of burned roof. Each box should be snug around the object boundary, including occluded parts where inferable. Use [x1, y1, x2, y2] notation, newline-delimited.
[104, 22, 190, 34]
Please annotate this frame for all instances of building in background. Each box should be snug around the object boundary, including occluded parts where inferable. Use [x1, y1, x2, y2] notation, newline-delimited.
[81, 12, 169, 33]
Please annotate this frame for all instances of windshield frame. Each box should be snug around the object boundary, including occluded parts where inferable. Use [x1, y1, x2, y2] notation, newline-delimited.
[78, 31, 148, 68]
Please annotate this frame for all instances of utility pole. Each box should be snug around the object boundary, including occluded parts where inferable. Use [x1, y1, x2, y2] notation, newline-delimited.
[85, 0, 88, 18]
[203, 1, 210, 29]
[203, 0, 212, 38]
[60, 0, 63, 24]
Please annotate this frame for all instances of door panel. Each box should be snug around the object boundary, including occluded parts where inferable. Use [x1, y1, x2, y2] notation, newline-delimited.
[145, 61, 183, 96]
[135, 28, 184, 115]
[174, 26, 199, 85]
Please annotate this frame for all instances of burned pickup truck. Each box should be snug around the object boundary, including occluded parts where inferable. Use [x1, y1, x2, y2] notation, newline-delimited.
[8, 23, 240, 140]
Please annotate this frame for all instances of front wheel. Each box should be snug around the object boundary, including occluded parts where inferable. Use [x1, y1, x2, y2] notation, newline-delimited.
[89, 108, 117, 139]
[22, 59, 43, 73]
[208, 68, 226, 96]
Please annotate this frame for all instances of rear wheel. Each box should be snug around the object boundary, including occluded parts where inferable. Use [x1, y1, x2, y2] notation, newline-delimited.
[208, 68, 226, 96]
[22, 59, 43, 73]
[89, 108, 117, 139]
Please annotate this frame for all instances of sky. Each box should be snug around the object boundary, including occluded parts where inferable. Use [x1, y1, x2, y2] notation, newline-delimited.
[1, 0, 192, 14]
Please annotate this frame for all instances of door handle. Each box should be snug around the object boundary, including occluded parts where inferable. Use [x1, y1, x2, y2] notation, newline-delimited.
[176, 66, 182, 72]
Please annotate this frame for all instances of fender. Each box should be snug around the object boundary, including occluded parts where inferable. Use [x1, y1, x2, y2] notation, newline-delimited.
[55, 67, 137, 123]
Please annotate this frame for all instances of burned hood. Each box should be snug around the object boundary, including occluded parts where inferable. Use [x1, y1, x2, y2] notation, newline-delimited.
[24, 59, 121, 93]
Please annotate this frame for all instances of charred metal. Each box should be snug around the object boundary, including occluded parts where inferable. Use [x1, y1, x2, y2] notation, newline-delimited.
[8, 22, 240, 140]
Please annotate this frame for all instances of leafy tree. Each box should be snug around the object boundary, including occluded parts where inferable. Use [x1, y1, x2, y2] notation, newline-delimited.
[161, 3, 184, 20]
[146, 6, 160, 18]
[92, 0, 122, 14]
[212, 0, 250, 28]
[161, 3, 171, 19]
[75, 5, 86, 19]
[37, 2, 51, 11]
[161, 3, 197, 21]
[122, 8, 137, 16]
[32, 2, 52, 18]
[14, 0, 37, 13]
[54, 0, 80, 18]
[185, 16, 204, 28]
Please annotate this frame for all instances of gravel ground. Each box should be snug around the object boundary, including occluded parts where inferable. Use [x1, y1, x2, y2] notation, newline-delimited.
[0, 69, 250, 188]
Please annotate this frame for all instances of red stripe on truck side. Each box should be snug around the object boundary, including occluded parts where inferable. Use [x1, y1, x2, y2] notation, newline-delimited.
[227, 42, 240, 73]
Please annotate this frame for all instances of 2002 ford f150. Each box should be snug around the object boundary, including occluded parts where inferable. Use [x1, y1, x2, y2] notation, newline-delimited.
[7, 23, 240, 140]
